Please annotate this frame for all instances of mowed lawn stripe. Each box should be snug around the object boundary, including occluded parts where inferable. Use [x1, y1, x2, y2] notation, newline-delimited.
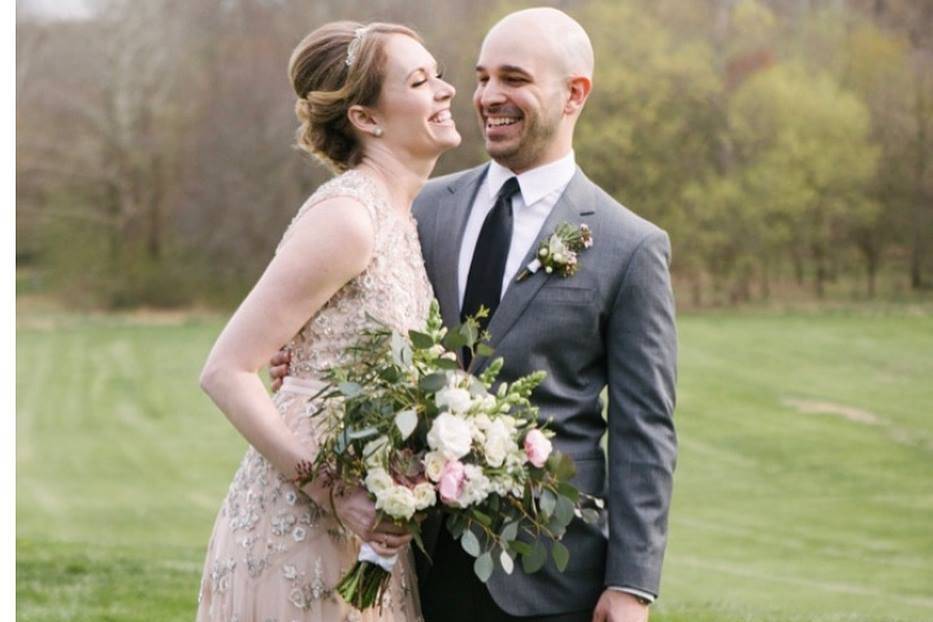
[663, 312, 933, 619]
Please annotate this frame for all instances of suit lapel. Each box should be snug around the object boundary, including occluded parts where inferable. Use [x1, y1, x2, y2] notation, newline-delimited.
[475, 169, 592, 372]
[431, 164, 489, 330]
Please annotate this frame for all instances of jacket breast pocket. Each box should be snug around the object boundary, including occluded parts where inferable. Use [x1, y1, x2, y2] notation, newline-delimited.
[535, 285, 596, 306]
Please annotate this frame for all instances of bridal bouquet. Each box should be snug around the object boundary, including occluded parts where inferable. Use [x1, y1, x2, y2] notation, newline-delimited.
[295, 300, 599, 610]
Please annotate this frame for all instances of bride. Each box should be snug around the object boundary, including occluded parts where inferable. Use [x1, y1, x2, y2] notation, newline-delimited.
[195, 21, 459, 621]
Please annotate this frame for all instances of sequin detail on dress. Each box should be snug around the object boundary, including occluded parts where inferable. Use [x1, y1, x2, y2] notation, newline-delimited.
[196, 170, 431, 621]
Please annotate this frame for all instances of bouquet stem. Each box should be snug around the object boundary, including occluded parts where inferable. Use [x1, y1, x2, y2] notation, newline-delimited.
[336, 560, 392, 610]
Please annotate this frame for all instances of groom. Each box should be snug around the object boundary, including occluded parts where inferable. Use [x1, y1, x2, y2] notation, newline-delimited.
[274, 8, 676, 622]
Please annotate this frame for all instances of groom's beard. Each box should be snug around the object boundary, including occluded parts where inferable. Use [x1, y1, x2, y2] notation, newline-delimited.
[483, 99, 562, 171]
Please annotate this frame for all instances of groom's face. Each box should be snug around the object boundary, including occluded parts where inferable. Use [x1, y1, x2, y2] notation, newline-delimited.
[473, 31, 567, 173]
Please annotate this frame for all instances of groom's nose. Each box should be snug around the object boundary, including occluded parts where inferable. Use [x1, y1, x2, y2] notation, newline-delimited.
[478, 80, 507, 108]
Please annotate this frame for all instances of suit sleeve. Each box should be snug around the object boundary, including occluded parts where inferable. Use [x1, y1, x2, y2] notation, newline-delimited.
[603, 230, 678, 596]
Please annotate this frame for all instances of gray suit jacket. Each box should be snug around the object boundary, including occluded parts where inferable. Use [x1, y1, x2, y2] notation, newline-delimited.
[412, 163, 677, 616]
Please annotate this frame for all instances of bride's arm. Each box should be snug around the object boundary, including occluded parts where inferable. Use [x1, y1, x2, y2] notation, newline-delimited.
[199, 196, 373, 502]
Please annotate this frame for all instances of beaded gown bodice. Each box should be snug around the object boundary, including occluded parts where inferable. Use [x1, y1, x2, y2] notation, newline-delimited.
[281, 170, 433, 378]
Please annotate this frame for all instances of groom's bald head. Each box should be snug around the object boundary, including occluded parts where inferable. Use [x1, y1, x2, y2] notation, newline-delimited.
[485, 8, 594, 81]
[473, 8, 594, 172]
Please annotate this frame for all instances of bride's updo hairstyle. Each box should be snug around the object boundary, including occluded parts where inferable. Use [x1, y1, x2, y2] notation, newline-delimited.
[288, 21, 422, 172]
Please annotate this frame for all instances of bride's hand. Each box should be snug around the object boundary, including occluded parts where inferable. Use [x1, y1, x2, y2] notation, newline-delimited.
[332, 487, 413, 556]
[268, 349, 291, 392]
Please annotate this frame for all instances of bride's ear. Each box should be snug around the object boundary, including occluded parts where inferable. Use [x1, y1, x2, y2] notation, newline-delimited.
[347, 105, 383, 138]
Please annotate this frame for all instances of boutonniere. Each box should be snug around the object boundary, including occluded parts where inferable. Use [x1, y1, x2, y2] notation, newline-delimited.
[516, 222, 593, 282]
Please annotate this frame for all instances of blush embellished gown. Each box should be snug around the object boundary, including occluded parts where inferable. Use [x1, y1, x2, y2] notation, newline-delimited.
[196, 170, 433, 622]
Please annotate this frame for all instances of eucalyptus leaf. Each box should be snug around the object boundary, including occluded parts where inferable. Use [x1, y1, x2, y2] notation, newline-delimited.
[419, 372, 447, 393]
[551, 541, 570, 572]
[446, 515, 465, 540]
[474, 552, 494, 583]
[408, 330, 435, 349]
[500, 521, 519, 542]
[556, 482, 580, 503]
[509, 540, 532, 555]
[338, 382, 362, 398]
[347, 426, 379, 440]
[390, 331, 408, 366]
[555, 495, 575, 527]
[521, 540, 547, 573]
[334, 429, 349, 454]
[459, 323, 478, 348]
[460, 530, 481, 557]
[394, 409, 418, 440]
[442, 330, 467, 350]
[539, 489, 557, 518]
[499, 549, 514, 575]
[548, 451, 577, 481]
[434, 357, 461, 370]
[580, 508, 601, 524]
[471, 509, 492, 527]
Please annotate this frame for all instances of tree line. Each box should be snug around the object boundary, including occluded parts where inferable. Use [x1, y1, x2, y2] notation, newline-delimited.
[16, 0, 933, 308]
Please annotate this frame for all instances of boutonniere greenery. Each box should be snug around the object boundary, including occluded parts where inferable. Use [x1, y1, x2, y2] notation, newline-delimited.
[516, 223, 593, 282]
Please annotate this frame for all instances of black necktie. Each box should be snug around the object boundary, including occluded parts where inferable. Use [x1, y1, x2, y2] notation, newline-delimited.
[461, 177, 520, 348]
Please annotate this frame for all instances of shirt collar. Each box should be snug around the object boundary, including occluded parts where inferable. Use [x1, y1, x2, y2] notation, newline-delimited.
[486, 151, 577, 207]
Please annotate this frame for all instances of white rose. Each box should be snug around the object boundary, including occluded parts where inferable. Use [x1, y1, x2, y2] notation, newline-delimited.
[375, 485, 418, 521]
[427, 412, 473, 460]
[435, 386, 473, 415]
[483, 419, 514, 468]
[362, 435, 390, 468]
[458, 465, 491, 506]
[412, 482, 437, 510]
[364, 467, 394, 495]
[422, 451, 446, 482]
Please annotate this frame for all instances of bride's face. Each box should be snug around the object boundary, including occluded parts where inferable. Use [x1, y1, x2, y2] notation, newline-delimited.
[372, 35, 461, 159]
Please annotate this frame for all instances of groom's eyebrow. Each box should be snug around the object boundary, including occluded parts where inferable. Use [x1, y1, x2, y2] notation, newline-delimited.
[475, 64, 532, 77]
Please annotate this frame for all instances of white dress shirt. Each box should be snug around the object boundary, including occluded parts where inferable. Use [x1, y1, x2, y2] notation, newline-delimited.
[457, 151, 577, 308]
[456, 151, 656, 605]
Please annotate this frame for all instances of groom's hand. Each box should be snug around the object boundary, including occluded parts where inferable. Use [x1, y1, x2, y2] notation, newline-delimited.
[268, 349, 291, 392]
[592, 590, 649, 622]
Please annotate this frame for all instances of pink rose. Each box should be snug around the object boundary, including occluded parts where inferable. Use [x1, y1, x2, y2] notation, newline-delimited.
[524, 429, 553, 468]
[437, 460, 465, 504]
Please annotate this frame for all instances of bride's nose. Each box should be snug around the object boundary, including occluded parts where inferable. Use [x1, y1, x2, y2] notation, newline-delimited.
[435, 80, 455, 101]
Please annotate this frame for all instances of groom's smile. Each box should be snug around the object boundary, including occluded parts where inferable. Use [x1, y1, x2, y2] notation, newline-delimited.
[482, 106, 524, 140]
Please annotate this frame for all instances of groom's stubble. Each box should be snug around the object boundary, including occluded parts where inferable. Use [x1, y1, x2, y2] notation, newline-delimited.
[482, 93, 565, 173]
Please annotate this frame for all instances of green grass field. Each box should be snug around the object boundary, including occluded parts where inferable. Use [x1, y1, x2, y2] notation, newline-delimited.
[16, 309, 933, 621]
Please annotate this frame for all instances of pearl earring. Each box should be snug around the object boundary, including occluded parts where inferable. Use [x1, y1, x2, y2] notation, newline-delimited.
[373, 127, 383, 137]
